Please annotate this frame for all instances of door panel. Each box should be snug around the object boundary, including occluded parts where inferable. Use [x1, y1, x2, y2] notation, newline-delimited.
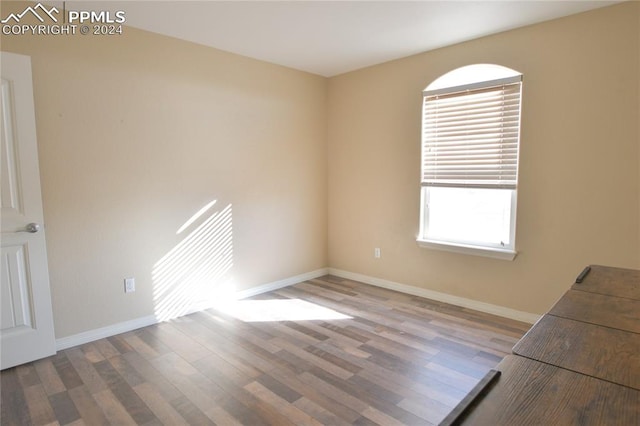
[1, 78, 23, 217]
[1, 51, 56, 369]
[1, 243, 32, 330]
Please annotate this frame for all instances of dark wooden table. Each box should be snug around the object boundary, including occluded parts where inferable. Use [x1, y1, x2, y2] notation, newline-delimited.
[549, 289, 640, 333]
[570, 264, 640, 300]
[513, 315, 640, 390]
[441, 265, 640, 426]
[455, 355, 640, 425]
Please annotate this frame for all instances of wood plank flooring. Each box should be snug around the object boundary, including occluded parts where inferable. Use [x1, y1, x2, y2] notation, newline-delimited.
[1, 275, 530, 425]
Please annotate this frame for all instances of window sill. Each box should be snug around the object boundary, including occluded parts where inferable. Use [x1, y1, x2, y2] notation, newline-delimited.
[416, 239, 517, 261]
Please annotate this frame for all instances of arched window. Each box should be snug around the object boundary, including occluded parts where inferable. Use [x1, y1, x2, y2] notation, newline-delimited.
[417, 64, 522, 260]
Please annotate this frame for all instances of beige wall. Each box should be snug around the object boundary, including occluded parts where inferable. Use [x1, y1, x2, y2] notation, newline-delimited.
[327, 2, 640, 315]
[2, 3, 328, 338]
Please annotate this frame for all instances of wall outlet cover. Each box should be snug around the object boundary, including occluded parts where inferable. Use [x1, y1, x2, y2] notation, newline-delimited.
[124, 277, 135, 293]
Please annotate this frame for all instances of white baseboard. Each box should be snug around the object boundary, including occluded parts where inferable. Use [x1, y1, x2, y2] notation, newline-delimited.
[56, 267, 536, 351]
[328, 268, 540, 324]
[236, 268, 329, 300]
[55, 268, 329, 351]
[56, 315, 158, 351]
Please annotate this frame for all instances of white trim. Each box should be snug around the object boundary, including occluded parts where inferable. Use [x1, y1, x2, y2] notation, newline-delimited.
[55, 268, 329, 351]
[328, 268, 539, 324]
[416, 239, 518, 261]
[56, 315, 157, 351]
[235, 268, 329, 300]
[55, 266, 536, 350]
[424, 74, 522, 96]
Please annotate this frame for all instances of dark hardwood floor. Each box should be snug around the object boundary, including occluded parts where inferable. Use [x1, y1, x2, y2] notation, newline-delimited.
[1, 275, 530, 425]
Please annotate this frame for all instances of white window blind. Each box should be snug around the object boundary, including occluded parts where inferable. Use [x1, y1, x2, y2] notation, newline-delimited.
[421, 76, 522, 189]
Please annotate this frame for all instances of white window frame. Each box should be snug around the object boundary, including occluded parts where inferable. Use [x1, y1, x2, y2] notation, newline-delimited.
[418, 188, 518, 260]
[417, 65, 522, 261]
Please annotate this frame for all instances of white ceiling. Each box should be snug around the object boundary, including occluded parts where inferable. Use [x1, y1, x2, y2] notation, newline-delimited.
[62, 1, 622, 76]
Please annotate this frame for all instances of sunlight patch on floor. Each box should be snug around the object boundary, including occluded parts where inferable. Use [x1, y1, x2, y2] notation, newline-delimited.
[213, 298, 352, 322]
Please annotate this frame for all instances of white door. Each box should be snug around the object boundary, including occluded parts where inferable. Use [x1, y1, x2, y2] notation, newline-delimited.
[1, 51, 56, 369]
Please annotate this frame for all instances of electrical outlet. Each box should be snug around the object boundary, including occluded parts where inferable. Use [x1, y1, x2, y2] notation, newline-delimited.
[124, 277, 135, 293]
[374, 248, 381, 258]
